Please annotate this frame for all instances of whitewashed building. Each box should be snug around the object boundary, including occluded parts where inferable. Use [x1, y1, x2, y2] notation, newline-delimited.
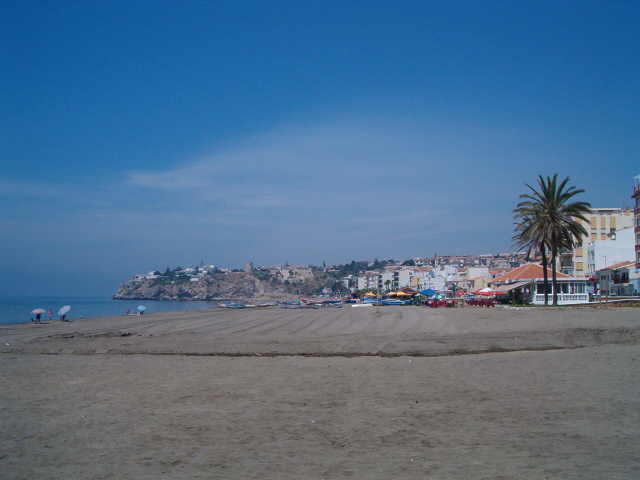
[491, 264, 589, 305]
[587, 226, 635, 275]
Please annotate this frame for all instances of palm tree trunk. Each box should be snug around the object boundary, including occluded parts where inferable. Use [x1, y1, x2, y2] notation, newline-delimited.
[552, 245, 558, 306]
[541, 245, 549, 305]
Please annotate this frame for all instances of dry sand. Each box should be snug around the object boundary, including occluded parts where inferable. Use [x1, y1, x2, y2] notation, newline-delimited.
[2, 306, 640, 479]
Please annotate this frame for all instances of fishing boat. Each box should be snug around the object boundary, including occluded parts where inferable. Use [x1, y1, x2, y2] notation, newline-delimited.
[381, 299, 410, 306]
[219, 302, 247, 309]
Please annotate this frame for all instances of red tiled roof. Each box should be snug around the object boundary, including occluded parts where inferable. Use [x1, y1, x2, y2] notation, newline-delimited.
[489, 268, 510, 276]
[492, 263, 569, 283]
[597, 261, 635, 272]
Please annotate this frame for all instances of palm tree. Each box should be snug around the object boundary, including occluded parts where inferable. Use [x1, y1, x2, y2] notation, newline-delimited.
[514, 175, 591, 306]
[513, 213, 551, 304]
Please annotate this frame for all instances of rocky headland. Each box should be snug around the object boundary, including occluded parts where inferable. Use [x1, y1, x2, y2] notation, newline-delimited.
[113, 268, 339, 301]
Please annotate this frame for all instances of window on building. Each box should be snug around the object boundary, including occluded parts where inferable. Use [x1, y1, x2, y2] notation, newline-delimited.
[576, 283, 585, 293]
[591, 233, 597, 242]
[611, 216, 617, 228]
[600, 233, 607, 241]
[575, 262, 584, 271]
[600, 216, 607, 229]
[536, 283, 551, 294]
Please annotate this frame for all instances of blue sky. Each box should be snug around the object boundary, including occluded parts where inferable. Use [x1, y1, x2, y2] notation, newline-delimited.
[1, 1, 639, 296]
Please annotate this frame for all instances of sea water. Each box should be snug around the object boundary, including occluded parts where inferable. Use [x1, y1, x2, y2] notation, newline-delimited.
[0, 297, 219, 325]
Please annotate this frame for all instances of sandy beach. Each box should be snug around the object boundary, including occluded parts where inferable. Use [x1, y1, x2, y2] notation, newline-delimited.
[2, 306, 640, 479]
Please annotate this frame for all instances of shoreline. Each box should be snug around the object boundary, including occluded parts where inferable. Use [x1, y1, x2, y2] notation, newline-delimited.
[3, 305, 640, 356]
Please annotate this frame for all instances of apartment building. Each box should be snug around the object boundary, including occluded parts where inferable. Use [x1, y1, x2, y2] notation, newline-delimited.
[633, 175, 640, 270]
[452, 267, 491, 291]
[559, 207, 634, 277]
[586, 226, 635, 275]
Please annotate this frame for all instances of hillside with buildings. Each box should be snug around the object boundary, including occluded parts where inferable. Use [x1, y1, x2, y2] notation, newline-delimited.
[113, 253, 530, 301]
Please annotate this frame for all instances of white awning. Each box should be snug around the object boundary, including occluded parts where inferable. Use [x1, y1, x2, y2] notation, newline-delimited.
[495, 281, 532, 293]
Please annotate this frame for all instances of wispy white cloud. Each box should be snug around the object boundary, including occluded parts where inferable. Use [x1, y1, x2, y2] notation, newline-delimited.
[125, 120, 418, 196]
[118, 116, 522, 244]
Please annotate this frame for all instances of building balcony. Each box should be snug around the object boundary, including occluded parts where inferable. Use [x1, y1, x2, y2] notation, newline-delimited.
[533, 293, 588, 305]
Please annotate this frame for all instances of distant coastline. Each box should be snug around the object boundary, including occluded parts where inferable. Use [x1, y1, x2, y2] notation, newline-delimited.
[0, 297, 220, 326]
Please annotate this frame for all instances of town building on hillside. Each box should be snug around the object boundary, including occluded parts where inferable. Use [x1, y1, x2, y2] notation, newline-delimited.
[596, 261, 638, 296]
[491, 263, 589, 305]
[357, 272, 379, 291]
[449, 267, 490, 292]
[264, 265, 314, 283]
[417, 265, 457, 291]
[558, 207, 634, 277]
[464, 276, 490, 291]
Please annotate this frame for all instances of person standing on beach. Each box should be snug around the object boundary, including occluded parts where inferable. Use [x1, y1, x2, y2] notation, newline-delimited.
[47, 309, 53, 321]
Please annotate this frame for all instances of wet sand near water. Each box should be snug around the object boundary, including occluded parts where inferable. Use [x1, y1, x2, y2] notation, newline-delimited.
[2, 305, 640, 356]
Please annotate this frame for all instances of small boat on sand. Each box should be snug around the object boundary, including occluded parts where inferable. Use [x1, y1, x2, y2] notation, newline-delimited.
[219, 302, 247, 309]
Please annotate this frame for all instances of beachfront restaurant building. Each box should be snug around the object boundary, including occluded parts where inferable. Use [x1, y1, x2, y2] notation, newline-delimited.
[491, 263, 589, 305]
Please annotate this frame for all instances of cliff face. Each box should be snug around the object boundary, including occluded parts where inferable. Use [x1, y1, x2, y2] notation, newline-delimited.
[113, 271, 333, 301]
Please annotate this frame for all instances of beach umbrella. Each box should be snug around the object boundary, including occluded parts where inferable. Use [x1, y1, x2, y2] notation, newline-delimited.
[364, 292, 377, 297]
[58, 305, 71, 316]
[31, 308, 46, 315]
[137, 305, 147, 312]
[395, 291, 410, 296]
[420, 289, 436, 296]
[475, 288, 499, 296]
